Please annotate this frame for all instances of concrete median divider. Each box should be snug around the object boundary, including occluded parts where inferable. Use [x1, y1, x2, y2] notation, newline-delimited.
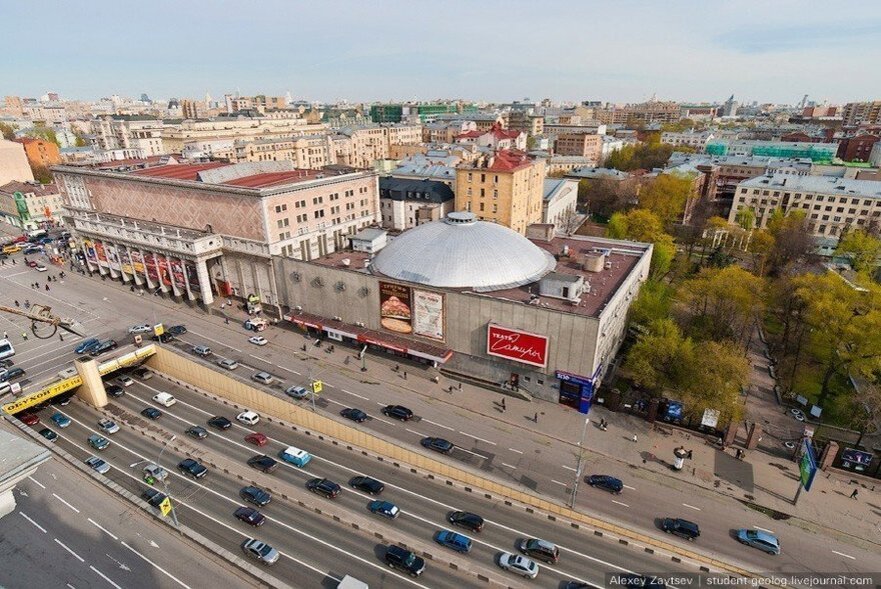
[146, 348, 756, 580]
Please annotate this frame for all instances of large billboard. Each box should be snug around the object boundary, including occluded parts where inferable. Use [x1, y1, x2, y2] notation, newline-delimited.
[486, 324, 549, 368]
[94, 241, 108, 268]
[169, 258, 186, 291]
[129, 250, 145, 275]
[412, 289, 444, 340]
[105, 243, 121, 272]
[155, 254, 172, 288]
[379, 281, 413, 334]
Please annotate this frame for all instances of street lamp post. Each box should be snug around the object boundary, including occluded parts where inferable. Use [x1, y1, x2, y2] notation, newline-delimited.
[157, 434, 179, 527]
[569, 416, 590, 508]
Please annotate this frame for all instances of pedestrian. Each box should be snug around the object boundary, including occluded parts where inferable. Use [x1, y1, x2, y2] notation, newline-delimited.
[220, 303, 225, 310]
[632, 434, 638, 443]
[850, 488, 859, 499]
[403, 371, 407, 380]
[59, 333, 64, 342]
[13, 300, 18, 307]
[224, 317, 229, 325]
[21, 332, 28, 341]
[501, 397, 506, 410]
[226, 298, 232, 307]
[2, 331, 6, 339]
[12, 258, 15, 265]
[534, 412, 539, 423]
[45, 284, 49, 291]
[394, 364, 399, 372]
[458, 383, 462, 391]
[687, 449, 693, 460]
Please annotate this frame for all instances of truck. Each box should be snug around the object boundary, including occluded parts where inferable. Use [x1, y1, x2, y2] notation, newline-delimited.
[337, 575, 368, 589]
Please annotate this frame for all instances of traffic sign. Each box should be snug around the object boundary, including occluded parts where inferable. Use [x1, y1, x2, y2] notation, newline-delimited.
[311, 380, 323, 394]
[159, 497, 172, 516]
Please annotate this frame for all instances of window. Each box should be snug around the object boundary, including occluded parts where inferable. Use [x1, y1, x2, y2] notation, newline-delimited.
[479, 203, 485, 212]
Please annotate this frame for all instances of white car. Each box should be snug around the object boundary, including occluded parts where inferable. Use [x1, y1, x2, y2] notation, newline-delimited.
[498, 553, 539, 579]
[35, 264, 47, 272]
[117, 375, 134, 387]
[248, 336, 268, 346]
[152, 392, 177, 407]
[128, 324, 152, 334]
[143, 463, 168, 481]
[97, 418, 120, 434]
[237, 410, 260, 425]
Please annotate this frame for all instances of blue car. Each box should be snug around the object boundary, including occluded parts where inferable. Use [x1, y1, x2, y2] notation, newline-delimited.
[74, 338, 101, 354]
[435, 530, 473, 553]
[736, 529, 780, 555]
[367, 500, 400, 519]
[51, 412, 71, 428]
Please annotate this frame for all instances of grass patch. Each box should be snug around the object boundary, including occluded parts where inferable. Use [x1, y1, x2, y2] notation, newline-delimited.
[791, 362, 855, 426]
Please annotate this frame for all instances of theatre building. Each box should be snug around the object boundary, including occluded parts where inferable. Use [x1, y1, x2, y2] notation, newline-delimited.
[278, 212, 651, 409]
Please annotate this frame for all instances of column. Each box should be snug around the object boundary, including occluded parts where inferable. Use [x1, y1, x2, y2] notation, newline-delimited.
[195, 258, 214, 305]
[74, 355, 109, 408]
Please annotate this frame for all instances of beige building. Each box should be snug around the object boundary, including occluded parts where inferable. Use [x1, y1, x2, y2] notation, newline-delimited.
[507, 110, 544, 136]
[553, 133, 602, 159]
[422, 120, 477, 143]
[335, 124, 422, 169]
[0, 139, 35, 184]
[91, 116, 166, 156]
[161, 116, 321, 152]
[232, 135, 330, 168]
[842, 101, 881, 127]
[595, 101, 681, 125]
[455, 150, 546, 234]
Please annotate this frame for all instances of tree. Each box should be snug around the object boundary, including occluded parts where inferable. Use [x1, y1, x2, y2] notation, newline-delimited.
[766, 209, 812, 275]
[835, 229, 881, 273]
[677, 265, 766, 343]
[30, 165, 53, 184]
[604, 143, 675, 172]
[639, 173, 693, 226]
[607, 208, 675, 278]
[24, 123, 59, 146]
[626, 319, 694, 393]
[0, 122, 16, 140]
[579, 178, 636, 219]
[734, 206, 756, 231]
[629, 279, 675, 328]
[557, 207, 582, 235]
[747, 229, 775, 276]
[526, 135, 538, 150]
[72, 128, 89, 147]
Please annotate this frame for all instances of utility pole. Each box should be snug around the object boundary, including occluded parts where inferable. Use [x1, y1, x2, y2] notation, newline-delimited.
[158, 435, 179, 527]
[569, 416, 590, 508]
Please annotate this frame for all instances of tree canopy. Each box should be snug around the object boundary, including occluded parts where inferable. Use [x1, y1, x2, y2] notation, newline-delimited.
[604, 143, 675, 171]
[0, 122, 16, 141]
[677, 265, 766, 343]
[607, 208, 675, 278]
[639, 173, 693, 226]
[835, 229, 881, 273]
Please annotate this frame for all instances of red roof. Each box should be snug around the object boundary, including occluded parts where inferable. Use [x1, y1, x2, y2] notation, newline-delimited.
[456, 130, 482, 139]
[486, 149, 532, 172]
[223, 169, 321, 188]
[130, 162, 227, 181]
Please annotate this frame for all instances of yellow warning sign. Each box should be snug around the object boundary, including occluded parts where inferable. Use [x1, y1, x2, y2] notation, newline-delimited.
[311, 380, 323, 394]
[159, 497, 172, 516]
[153, 323, 165, 337]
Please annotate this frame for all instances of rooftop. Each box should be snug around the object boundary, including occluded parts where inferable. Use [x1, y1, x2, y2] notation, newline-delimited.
[0, 180, 59, 196]
[379, 177, 454, 203]
[741, 173, 881, 198]
[542, 178, 577, 202]
[565, 167, 631, 180]
[458, 149, 534, 173]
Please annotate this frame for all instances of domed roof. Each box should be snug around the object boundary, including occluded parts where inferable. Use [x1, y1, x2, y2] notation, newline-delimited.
[371, 212, 556, 292]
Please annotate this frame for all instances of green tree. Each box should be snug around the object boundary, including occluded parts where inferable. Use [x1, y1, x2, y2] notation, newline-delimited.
[766, 209, 812, 275]
[0, 122, 16, 140]
[682, 340, 748, 424]
[748, 229, 775, 277]
[629, 280, 675, 327]
[578, 178, 636, 220]
[639, 173, 693, 226]
[626, 319, 694, 393]
[24, 123, 59, 146]
[607, 208, 675, 278]
[678, 265, 765, 342]
[72, 128, 89, 147]
[30, 165, 53, 184]
[604, 143, 675, 171]
[835, 229, 881, 273]
[734, 206, 756, 231]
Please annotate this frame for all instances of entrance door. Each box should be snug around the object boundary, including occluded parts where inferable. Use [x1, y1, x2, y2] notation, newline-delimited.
[559, 380, 581, 408]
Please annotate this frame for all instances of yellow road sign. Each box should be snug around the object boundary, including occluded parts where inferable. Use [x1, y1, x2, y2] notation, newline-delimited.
[153, 323, 165, 336]
[311, 380, 323, 394]
[159, 497, 172, 516]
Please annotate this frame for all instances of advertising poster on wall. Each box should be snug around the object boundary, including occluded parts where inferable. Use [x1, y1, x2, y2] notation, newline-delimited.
[155, 254, 173, 288]
[486, 324, 549, 368]
[841, 448, 873, 472]
[83, 239, 97, 264]
[117, 244, 133, 275]
[145, 253, 159, 283]
[94, 241, 109, 268]
[379, 281, 413, 334]
[129, 250, 145, 275]
[105, 243, 121, 272]
[185, 261, 201, 292]
[169, 258, 186, 290]
[412, 289, 444, 340]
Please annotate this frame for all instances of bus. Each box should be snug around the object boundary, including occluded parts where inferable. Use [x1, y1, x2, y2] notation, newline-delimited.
[0, 339, 15, 361]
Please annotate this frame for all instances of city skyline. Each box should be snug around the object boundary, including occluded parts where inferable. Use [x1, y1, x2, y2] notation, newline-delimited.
[5, 0, 881, 104]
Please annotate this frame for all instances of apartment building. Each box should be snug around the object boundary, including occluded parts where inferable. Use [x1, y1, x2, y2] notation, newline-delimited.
[0, 180, 65, 229]
[336, 124, 422, 168]
[660, 131, 715, 150]
[378, 177, 454, 230]
[422, 120, 477, 143]
[456, 123, 526, 151]
[842, 101, 881, 127]
[507, 110, 544, 136]
[161, 116, 320, 152]
[553, 133, 602, 160]
[594, 101, 681, 125]
[232, 135, 330, 168]
[91, 116, 166, 156]
[13, 137, 61, 169]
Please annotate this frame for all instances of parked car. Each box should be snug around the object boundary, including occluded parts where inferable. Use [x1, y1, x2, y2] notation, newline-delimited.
[245, 432, 268, 446]
[90, 339, 118, 356]
[448, 511, 484, 532]
[39, 428, 58, 442]
[167, 325, 188, 336]
[234, 506, 265, 527]
[51, 412, 71, 428]
[248, 336, 268, 346]
[735, 529, 781, 555]
[88, 434, 110, 451]
[85, 456, 111, 475]
[0, 367, 25, 382]
[284, 385, 309, 399]
[240, 485, 272, 507]
[381, 405, 413, 421]
[306, 478, 341, 499]
[586, 474, 623, 494]
[518, 538, 560, 564]
[237, 410, 260, 425]
[52, 394, 73, 406]
[251, 372, 273, 385]
[247, 455, 278, 473]
[434, 530, 473, 553]
[340, 408, 367, 422]
[178, 458, 208, 479]
[349, 475, 384, 495]
[498, 553, 539, 579]
[142, 488, 167, 508]
[217, 358, 238, 370]
[151, 333, 175, 343]
[19, 412, 39, 426]
[186, 425, 208, 439]
[133, 367, 152, 380]
[128, 324, 152, 334]
[421, 437, 454, 454]
[660, 518, 700, 541]
[75, 338, 101, 354]
[152, 392, 176, 407]
[241, 538, 279, 566]
[208, 416, 232, 430]
[141, 407, 162, 420]
[97, 418, 120, 434]
[384, 545, 425, 577]
[367, 500, 399, 519]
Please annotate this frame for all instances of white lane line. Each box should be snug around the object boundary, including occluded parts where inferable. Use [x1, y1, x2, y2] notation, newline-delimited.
[422, 419, 454, 431]
[405, 428, 429, 438]
[551, 479, 568, 486]
[508, 448, 523, 454]
[53, 493, 81, 513]
[371, 416, 395, 426]
[20, 511, 47, 533]
[27, 476, 46, 489]
[66, 584, 75, 589]
[54, 538, 85, 562]
[501, 463, 518, 469]
[623, 484, 636, 490]
[273, 364, 300, 375]
[682, 503, 701, 511]
[561, 465, 577, 472]
[120, 542, 192, 589]
[753, 526, 774, 534]
[832, 550, 856, 560]
[88, 518, 119, 541]
[453, 447, 490, 460]
[611, 500, 630, 508]
[183, 330, 229, 348]
[341, 389, 368, 400]
[458, 431, 497, 445]
[89, 565, 122, 589]
[375, 401, 387, 407]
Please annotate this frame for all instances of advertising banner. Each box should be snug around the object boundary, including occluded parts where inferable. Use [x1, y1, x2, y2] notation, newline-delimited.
[94, 241, 108, 268]
[105, 243, 121, 272]
[841, 448, 873, 472]
[155, 254, 172, 288]
[412, 289, 444, 340]
[117, 244, 132, 275]
[379, 281, 413, 335]
[700, 408, 720, 428]
[129, 250, 145, 275]
[185, 261, 201, 292]
[169, 258, 186, 290]
[145, 252, 159, 283]
[486, 324, 549, 368]
[84, 239, 97, 263]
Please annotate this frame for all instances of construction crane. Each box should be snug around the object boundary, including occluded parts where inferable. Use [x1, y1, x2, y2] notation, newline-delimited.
[0, 304, 85, 339]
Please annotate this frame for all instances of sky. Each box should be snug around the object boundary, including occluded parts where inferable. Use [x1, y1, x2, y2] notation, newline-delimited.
[4, 0, 881, 105]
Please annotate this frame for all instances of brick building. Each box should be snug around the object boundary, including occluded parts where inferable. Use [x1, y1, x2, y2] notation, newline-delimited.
[14, 137, 61, 170]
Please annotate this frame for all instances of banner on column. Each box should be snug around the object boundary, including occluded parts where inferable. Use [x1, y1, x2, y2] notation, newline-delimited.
[118, 245, 133, 275]
[184, 261, 201, 292]
[155, 254, 172, 288]
[94, 241, 109, 268]
[83, 239, 97, 263]
[105, 243, 121, 272]
[145, 252, 159, 283]
[169, 259, 186, 291]
[129, 250, 145, 275]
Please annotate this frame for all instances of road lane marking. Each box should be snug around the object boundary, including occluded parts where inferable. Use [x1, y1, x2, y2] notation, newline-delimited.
[832, 550, 856, 560]
[551, 479, 568, 486]
[53, 493, 80, 513]
[28, 476, 46, 489]
[341, 389, 368, 400]
[682, 503, 701, 511]
[371, 416, 395, 426]
[120, 542, 192, 589]
[88, 518, 119, 541]
[458, 431, 497, 445]
[20, 511, 46, 533]
[89, 565, 122, 589]
[405, 428, 429, 438]
[456, 447, 490, 460]
[562, 465, 577, 472]
[753, 526, 774, 534]
[611, 500, 630, 508]
[501, 463, 518, 469]
[422, 419, 453, 431]
[54, 538, 85, 562]
[623, 484, 636, 490]
[508, 448, 523, 454]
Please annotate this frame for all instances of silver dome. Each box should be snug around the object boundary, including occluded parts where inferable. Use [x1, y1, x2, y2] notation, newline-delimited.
[371, 212, 556, 292]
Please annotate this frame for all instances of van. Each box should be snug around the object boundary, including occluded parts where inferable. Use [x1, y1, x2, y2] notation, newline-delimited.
[0, 339, 15, 361]
[193, 345, 212, 357]
[152, 392, 177, 407]
[279, 445, 312, 467]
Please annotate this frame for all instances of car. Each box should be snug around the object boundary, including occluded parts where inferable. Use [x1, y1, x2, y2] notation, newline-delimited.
[88, 434, 110, 451]
[349, 476, 384, 495]
[252, 372, 273, 385]
[25, 260, 37, 268]
[39, 428, 57, 441]
[117, 375, 134, 387]
[105, 384, 124, 397]
[19, 412, 40, 426]
[133, 367, 152, 380]
[245, 432, 268, 446]
[0, 367, 25, 382]
[234, 506, 266, 527]
[498, 552, 539, 579]
[90, 339, 118, 356]
[660, 518, 700, 541]
[587, 474, 623, 494]
[98, 418, 120, 434]
[193, 345, 212, 357]
[51, 412, 71, 428]
[518, 538, 560, 564]
[240, 485, 272, 507]
[152, 392, 176, 407]
[247, 455, 278, 473]
[52, 394, 73, 406]
[448, 511, 484, 532]
[128, 324, 152, 334]
[178, 458, 208, 479]
[141, 407, 162, 420]
[22, 246, 42, 255]
[186, 425, 208, 439]
[306, 478, 341, 499]
[421, 437, 454, 454]
[367, 500, 399, 519]
[434, 530, 473, 553]
[279, 446, 311, 467]
[57, 366, 77, 379]
[382, 404, 413, 421]
[241, 538, 279, 566]
[217, 358, 238, 370]
[284, 385, 309, 399]
[248, 336, 268, 346]
[151, 333, 175, 343]
[167, 325, 188, 336]
[790, 408, 806, 422]
[340, 408, 367, 422]
[384, 545, 425, 577]
[237, 410, 260, 425]
[35, 263, 47, 272]
[143, 463, 169, 481]
[208, 415, 232, 430]
[75, 338, 102, 354]
[85, 456, 111, 475]
[142, 488, 167, 508]
[736, 529, 781, 555]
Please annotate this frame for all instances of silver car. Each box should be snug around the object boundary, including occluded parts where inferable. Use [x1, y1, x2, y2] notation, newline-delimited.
[241, 538, 279, 565]
[498, 552, 539, 579]
[252, 372, 273, 385]
[85, 456, 111, 475]
[217, 358, 238, 370]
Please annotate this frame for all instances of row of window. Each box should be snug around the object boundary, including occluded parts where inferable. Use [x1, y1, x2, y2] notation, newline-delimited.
[273, 186, 370, 214]
[745, 188, 880, 207]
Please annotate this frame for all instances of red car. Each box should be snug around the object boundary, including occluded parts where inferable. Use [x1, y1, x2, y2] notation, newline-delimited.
[19, 412, 39, 426]
[25, 260, 38, 268]
[245, 432, 268, 446]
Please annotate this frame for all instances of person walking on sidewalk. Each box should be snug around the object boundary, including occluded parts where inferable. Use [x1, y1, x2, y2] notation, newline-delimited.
[534, 412, 539, 423]
[501, 398, 506, 411]
[850, 488, 859, 499]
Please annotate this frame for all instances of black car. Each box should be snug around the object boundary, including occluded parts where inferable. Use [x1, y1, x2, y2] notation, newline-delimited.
[105, 384, 124, 397]
[448, 510, 484, 532]
[133, 367, 152, 380]
[38, 428, 58, 441]
[167, 325, 188, 336]
[421, 437, 454, 454]
[247, 455, 278, 473]
[0, 367, 25, 382]
[660, 518, 700, 541]
[340, 408, 368, 422]
[142, 488, 167, 508]
[240, 485, 272, 507]
[208, 416, 232, 430]
[186, 425, 208, 439]
[178, 458, 208, 479]
[587, 474, 623, 494]
[384, 545, 426, 577]
[234, 506, 265, 527]
[141, 407, 162, 420]
[151, 333, 175, 343]
[349, 475, 384, 495]
[52, 393, 73, 406]
[90, 339, 118, 356]
[381, 404, 413, 421]
[306, 478, 341, 499]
